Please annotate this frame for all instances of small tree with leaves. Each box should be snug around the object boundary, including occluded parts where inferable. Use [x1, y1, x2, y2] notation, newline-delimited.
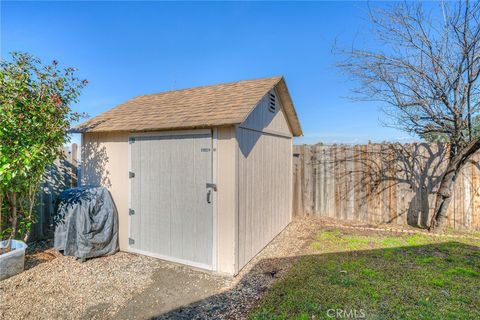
[338, 1, 480, 232]
[0, 52, 87, 246]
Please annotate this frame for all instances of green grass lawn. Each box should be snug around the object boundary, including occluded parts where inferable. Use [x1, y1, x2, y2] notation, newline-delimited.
[250, 228, 480, 320]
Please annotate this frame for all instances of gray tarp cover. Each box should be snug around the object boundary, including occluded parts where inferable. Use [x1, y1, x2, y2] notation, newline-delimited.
[54, 186, 119, 259]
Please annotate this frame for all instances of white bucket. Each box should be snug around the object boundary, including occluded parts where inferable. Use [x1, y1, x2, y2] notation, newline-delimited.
[0, 239, 28, 280]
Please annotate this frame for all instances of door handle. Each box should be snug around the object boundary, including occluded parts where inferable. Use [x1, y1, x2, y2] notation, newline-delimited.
[207, 189, 212, 204]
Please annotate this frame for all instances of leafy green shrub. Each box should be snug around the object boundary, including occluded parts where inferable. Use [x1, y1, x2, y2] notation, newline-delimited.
[0, 52, 86, 245]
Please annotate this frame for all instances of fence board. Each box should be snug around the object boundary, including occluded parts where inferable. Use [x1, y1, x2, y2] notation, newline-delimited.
[473, 152, 480, 229]
[345, 146, 355, 220]
[29, 144, 78, 240]
[293, 143, 480, 231]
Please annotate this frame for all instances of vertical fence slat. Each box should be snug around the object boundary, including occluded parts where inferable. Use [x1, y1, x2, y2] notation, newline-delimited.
[345, 146, 355, 221]
[473, 152, 480, 230]
[303, 145, 314, 216]
[353, 145, 361, 221]
[316, 145, 325, 216]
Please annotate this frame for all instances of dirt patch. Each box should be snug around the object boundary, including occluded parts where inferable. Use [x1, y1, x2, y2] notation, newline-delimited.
[115, 264, 230, 319]
[25, 249, 59, 269]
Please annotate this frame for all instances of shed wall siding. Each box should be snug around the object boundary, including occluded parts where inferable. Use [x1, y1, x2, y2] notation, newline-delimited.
[216, 126, 238, 274]
[81, 132, 130, 250]
[82, 128, 239, 274]
[240, 89, 292, 137]
[236, 94, 293, 270]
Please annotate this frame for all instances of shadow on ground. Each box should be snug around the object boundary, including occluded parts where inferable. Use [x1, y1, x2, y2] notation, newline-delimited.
[24, 239, 58, 270]
[153, 241, 479, 320]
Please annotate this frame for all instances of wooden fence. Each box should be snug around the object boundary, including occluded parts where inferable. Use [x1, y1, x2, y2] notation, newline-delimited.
[293, 143, 480, 231]
[29, 144, 78, 240]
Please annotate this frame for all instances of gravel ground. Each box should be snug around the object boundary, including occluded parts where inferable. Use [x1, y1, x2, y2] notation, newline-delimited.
[0, 250, 162, 320]
[157, 218, 322, 319]
[0, 219, 321, 319]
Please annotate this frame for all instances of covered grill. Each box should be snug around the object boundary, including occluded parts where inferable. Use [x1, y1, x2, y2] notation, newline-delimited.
[54, 186, 119, 260]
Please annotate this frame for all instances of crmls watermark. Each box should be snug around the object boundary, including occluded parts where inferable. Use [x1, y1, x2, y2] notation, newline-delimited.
[326, 308, 366, 318]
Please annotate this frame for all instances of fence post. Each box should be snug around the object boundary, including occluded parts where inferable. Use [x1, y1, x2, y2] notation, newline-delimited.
[292, 145, 304, 217]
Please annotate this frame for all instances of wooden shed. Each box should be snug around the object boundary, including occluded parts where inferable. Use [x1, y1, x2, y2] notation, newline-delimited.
[74, 76, 302, 275]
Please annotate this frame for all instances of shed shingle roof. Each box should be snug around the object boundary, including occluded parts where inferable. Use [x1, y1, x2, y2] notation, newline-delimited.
[73, 76, 302, 136]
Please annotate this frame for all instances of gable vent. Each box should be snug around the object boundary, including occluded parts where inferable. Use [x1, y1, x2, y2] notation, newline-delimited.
[268, 92, 276, 113]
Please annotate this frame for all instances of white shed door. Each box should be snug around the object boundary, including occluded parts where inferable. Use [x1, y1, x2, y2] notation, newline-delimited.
[129, 133, 213, 269]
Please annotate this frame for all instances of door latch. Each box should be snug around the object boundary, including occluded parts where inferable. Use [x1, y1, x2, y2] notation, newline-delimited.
[206, 183, 217, 191]
[206, 183, 216, 204]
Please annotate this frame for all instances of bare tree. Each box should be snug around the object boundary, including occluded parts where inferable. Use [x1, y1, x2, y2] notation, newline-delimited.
[338, 1, 480, 232]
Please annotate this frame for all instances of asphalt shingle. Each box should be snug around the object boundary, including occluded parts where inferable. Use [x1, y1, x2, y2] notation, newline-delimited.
[73, 76, 302, 136]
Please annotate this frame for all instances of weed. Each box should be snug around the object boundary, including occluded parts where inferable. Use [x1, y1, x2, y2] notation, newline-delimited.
[416, 256, 436, 265]
[446, 267, 478, 278]
[361, 268, 378, 278]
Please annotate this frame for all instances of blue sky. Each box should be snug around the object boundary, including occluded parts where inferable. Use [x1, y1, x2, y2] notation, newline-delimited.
[1, 1, 416, 145]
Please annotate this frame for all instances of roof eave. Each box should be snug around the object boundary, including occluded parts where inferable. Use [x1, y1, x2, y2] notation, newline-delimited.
[70, 122, 240, 134]
[275, 77, 303, 137]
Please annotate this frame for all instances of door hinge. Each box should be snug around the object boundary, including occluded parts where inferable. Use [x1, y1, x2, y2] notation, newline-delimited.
[129, 208, 135, 216]
[129, 171, 135, 178]
[129, 238, 135, 245]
